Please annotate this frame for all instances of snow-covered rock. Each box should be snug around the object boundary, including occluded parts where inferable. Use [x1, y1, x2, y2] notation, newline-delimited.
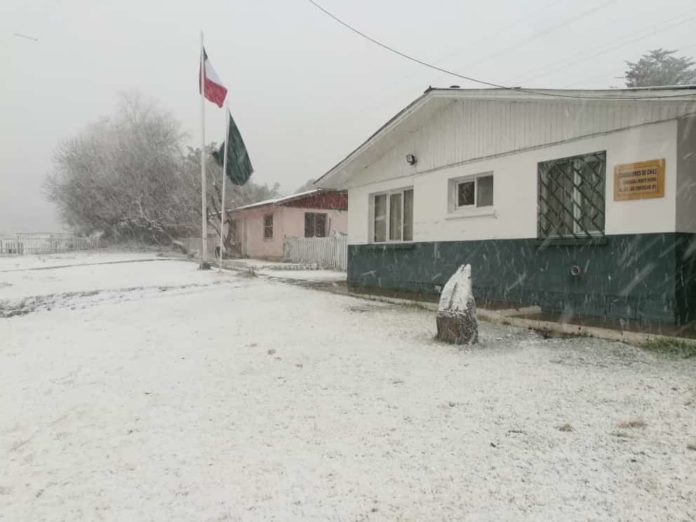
[436, 264, 478, 344]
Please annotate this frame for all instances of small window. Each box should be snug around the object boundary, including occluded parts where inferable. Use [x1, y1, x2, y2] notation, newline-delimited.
[451, 174, 494, 211]
[305, 213, 327, 237]
[371, 188, 413, 243]
[538, 151, 606, 239]
[263, 214, 273, 239]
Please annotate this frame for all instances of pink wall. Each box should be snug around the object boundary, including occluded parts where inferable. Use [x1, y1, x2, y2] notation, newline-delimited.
[231, 206, 348, 260]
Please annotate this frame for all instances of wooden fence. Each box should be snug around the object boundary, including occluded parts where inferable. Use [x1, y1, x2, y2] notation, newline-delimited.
[283, 235, 347, 270]
[0, 233, 100, 256]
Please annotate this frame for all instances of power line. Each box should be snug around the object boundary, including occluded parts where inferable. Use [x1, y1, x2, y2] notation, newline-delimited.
[307, 0, 508, 90]
[409, 0, 567, 77]
[309, 0, 583, 138]
[513, 10, 696, 84]
[454, 0, 621, 73]
[306, 0, 696, 100]
[561, 42, 696, 88]
[309, 0, 569, 122]
[509, 8, 696, 85]
[12, 32, 39, 42]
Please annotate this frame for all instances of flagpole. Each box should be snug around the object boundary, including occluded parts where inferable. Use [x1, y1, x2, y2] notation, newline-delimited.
[218, 103, 230, 271]
[199, 31, 209, 269]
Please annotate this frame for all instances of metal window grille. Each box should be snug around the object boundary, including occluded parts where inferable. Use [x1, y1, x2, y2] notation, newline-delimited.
[538, 151, 606, 240]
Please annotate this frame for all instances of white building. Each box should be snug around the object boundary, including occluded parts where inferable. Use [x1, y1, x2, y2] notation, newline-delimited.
[316, 87, 696, 328]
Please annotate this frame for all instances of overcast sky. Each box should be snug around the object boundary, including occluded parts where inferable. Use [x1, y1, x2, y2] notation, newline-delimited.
[2, 0, 695, 232]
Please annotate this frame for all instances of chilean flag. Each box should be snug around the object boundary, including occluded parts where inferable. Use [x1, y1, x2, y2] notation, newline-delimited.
[199, 48, 227, 108]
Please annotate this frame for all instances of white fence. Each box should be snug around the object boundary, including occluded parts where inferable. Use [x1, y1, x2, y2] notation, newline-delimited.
[0, 233, 100, 256]
[283, 235, 347, 270]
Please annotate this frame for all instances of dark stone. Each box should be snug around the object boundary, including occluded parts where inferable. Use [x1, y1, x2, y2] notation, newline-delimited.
[436, 309, 479, 345]
[436, 265, 478, 345]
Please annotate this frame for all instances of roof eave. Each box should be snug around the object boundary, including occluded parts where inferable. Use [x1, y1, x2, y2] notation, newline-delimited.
[314, 85, 696, 189]
[315, 91, 434, 189]
[229, 188, 340, 212]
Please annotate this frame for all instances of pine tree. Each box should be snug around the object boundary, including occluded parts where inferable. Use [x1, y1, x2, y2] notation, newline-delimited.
[624, 49, 696, 87]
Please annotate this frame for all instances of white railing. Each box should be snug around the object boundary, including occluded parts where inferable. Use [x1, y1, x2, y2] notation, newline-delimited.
[0, 233, 100, 256]
[283, 235, 347, 270]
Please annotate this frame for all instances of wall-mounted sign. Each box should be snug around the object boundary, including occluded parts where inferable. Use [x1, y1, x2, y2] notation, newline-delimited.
[614, 159, 665, 201]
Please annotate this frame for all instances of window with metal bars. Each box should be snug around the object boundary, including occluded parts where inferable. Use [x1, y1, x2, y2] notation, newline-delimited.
[538, 151, 606, 240]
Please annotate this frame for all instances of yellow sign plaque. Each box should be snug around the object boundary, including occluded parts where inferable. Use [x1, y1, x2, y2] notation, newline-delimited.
[614, 159, 665, 201]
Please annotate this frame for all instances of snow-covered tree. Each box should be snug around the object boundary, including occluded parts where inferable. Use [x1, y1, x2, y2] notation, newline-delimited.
[181, 146, 279, 251]
[295, 178, 317, 193]
[46, 92, 191, 244]
[624, 49, 696, 87]
[46, 92, 279, 250]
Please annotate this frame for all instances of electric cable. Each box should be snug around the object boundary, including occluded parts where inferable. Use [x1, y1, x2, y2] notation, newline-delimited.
[307, 0, 696, 100]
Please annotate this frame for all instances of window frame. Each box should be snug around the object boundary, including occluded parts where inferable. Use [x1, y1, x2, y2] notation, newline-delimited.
[304, 212, 328, 238]
[537, 151, 606, 241]
[227, 218, 237, 245]
[370, 187, 414, 243]
[263, 213, 274, 240]
[447, 172, 495, 215]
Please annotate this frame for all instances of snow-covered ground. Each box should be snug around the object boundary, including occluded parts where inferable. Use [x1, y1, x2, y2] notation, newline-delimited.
[1, 252, 695, 521]
[0, 250, 162, 272]
[224, 258, 347, 283]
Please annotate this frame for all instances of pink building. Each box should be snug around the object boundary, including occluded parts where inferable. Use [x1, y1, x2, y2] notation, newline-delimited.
[228, 190, 348, 260]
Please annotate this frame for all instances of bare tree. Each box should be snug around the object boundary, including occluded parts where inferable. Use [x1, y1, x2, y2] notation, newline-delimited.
[181, 146, 280, 252]
[624, 49, 696, 87]
[295, 178, 317, 193]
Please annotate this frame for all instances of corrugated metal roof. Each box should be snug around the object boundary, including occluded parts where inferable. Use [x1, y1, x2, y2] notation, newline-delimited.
[229, 189, 321, 212]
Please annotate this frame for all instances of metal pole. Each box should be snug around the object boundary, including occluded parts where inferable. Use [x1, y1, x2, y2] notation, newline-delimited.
[218, 103, 230, 270]
[199, 31, 209, 268]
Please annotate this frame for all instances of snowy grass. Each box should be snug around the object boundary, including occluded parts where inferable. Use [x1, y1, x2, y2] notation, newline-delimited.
[617, 419, 647, 429]
[1, 252, 695, 521]
[641, 337, 696, 359]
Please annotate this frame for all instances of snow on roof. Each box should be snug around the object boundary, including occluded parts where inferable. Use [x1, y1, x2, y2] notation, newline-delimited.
[424, 84, 696, 98]
[229, 189, 321, 212]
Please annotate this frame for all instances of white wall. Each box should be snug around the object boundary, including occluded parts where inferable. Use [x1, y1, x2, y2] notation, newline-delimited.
[677, 116, 696, 233]
[348, 120, 678, 245]
[342, 98, 694, 190]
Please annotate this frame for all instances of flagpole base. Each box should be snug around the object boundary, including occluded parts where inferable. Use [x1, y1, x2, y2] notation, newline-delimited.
[198, 261, 212, 270]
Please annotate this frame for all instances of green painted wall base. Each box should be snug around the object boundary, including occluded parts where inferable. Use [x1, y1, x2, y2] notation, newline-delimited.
[348, 233, 696, 327]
